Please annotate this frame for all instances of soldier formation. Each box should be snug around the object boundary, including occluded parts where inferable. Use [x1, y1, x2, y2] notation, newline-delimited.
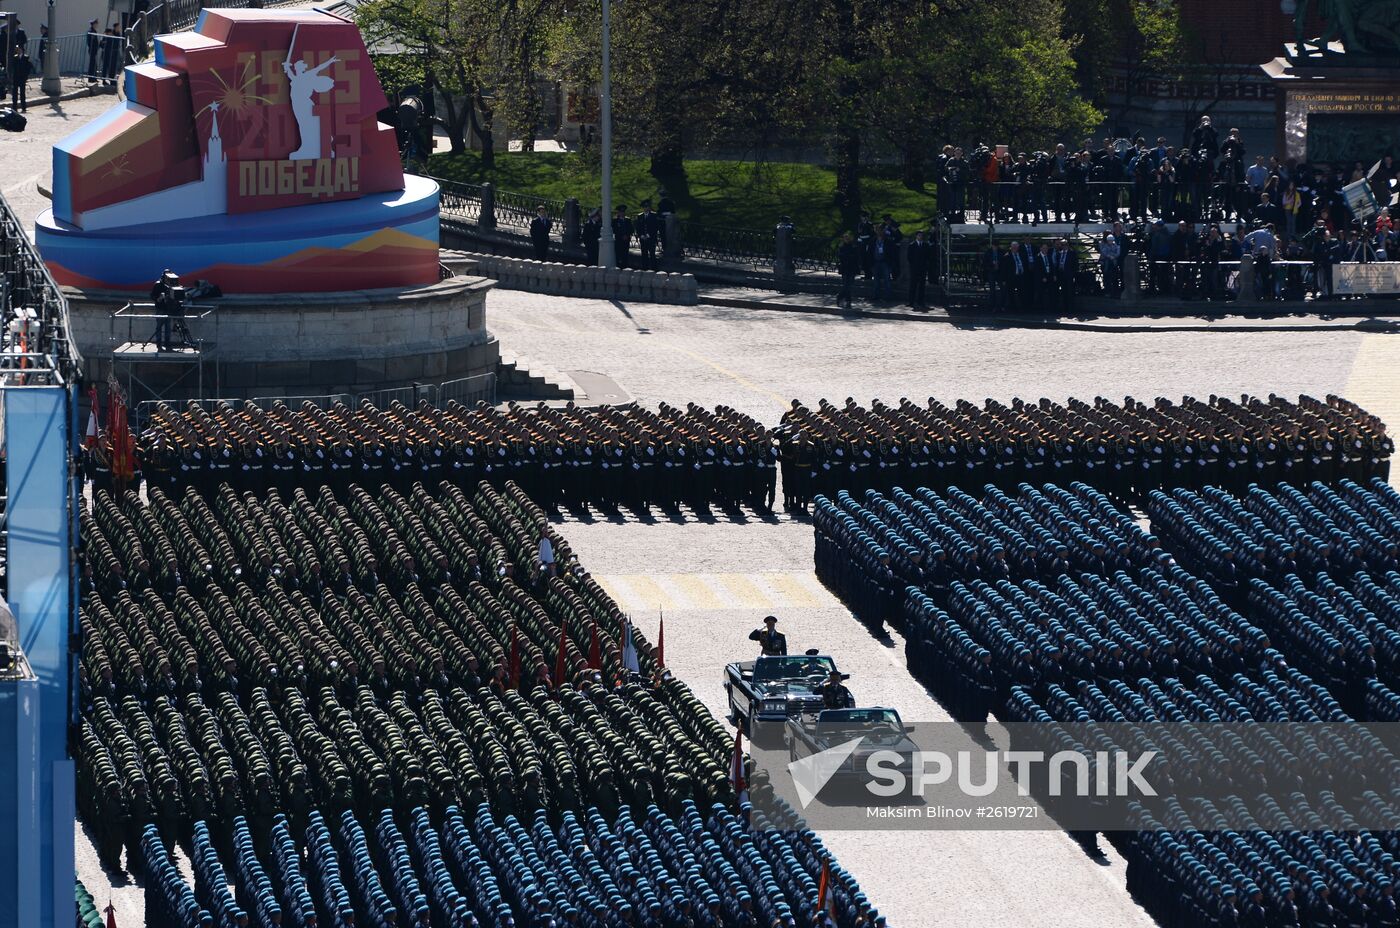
[102, 393, 1392, 523]
[78, 477, 876, 928]
[1006, 669, 1400, 928]
[812, 468, 1400, 924]
[778, 394, 1392, 511]
[136, 798, 874, 928]
[77, 384, 1400, 927]
[1146, 479, 1400, 597]
[125, 399, 779, 516]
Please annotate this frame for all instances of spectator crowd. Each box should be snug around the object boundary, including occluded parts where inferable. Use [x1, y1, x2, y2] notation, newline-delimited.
[835, 121, 1399, 309]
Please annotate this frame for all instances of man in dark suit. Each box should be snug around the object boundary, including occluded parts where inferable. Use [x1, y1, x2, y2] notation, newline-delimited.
[1032, 243, 1056, 312]
[582, 209, 601, 265]
[529, 206, 551, 260]
[4, 15, 28, 107]
[635, 200, 662, 270]
[1000, 242, 1030, 311]
[906, 229, 933, 307]
[611, 205, 634, 268]
[1053, 239, 1078, 312]
[86, 19, 101, 81]
[982, 243, 1003, 308]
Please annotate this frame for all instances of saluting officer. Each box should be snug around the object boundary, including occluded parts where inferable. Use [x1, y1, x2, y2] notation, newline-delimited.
[748, 615, 788, 656]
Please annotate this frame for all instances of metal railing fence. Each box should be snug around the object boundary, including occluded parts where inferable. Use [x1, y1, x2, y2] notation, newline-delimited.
[0, 191, 82, 385]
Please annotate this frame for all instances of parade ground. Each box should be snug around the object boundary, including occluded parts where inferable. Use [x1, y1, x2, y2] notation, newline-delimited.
[75, 280, 1400, 925]
[22, 75, 1400, 928]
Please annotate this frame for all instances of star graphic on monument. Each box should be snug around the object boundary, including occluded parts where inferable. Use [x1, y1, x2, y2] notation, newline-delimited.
[103, 154, 132, 180]
[198, 58, 273, 119]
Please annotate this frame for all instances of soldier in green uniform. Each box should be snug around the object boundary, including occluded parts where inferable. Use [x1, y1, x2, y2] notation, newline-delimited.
[748, 616, 788, 656]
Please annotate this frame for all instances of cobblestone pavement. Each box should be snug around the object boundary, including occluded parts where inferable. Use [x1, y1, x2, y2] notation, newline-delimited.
[490, 288, 1399, 928]
[1, 92, 115, 232]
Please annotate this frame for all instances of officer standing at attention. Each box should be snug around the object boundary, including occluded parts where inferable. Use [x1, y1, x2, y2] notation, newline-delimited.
[529, 205, 552, 260]
[748, 615, 788, 656]
[612, 205, 634, 269]
[818, 670, 854, 710]
[635, 200, 662, 270]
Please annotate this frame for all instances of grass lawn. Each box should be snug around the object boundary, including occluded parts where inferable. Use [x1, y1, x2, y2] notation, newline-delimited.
[426, 150, 939, 242]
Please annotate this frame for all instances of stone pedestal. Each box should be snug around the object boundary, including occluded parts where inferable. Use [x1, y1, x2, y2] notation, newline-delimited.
[65, 275, 498, 401]
[1263, 48, 1400, 163]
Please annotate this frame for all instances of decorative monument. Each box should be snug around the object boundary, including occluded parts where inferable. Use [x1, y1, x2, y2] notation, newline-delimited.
[35, 8, 439, 292]
[1263, 1, 1400, 163]
[34, 9, 498, 403]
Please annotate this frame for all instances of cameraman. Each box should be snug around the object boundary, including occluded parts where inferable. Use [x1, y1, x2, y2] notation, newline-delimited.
[1050, 144, 1069, 221]
[1030, 151, 1050, 224]
[1190, 116, 1219, 166]
[149, 269, 183, 351]
[944, 148, 969, 222]
[1218, 128, 1246, 219]
[1012, 153, 1035, 224]
[970, 142, 994, 221]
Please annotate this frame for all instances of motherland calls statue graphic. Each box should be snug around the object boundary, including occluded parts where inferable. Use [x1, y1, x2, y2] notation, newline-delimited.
[282, 51, 339, 160]
[37, 8, 441, 293]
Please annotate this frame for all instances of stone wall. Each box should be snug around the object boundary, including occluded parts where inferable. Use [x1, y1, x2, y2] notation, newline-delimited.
[444, 252, 699, 305]
[66, 276, 498, 400]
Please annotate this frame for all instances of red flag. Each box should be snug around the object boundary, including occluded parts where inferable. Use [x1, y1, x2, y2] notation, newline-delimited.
[656, 610, 665, 670]
[730, 728, 746, 798]
[587, 620, 602, 671]
[105, 900, 118, 928]
[109, 393, 136, 497]
[553, 621, 568, 690]
[85, 386, 100, 449]
[816, 860, 830, 915]
[508, 626, 521, 690]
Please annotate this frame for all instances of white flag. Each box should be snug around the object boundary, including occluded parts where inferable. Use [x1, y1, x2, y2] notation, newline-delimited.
[620, 616, 641, 675]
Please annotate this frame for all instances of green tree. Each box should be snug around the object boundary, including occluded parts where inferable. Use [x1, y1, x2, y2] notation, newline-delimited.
[1062, 0, 1186, 112]
[359, 0, 560, 165]
[547, 0, 819, 185]
[821, 0, 1102, 225]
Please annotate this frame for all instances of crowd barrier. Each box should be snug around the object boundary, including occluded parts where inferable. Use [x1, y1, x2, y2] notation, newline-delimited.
[459, 251, 699, 305]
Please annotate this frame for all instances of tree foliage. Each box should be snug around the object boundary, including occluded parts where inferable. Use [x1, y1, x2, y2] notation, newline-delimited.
[361, 0, 1156, 225]
[357, 0, 559, 163]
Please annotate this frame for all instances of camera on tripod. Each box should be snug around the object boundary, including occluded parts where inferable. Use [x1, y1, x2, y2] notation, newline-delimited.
[150, 269, 194, 351]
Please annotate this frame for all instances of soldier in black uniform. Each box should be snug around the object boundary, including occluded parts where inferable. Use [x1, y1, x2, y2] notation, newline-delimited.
[635, 200, 662, 270]
[612, 205, 634, 269]
[748, 616, 787, 656]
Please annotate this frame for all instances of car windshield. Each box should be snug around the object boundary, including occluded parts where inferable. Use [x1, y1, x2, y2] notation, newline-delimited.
[752, 656, 835, 682]
[818, 709, 902, 729]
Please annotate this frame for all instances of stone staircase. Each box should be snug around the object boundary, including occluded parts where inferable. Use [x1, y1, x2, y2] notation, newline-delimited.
[496, 349, 575, 401]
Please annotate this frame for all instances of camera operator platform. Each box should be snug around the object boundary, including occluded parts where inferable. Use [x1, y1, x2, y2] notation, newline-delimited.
[109, 270, 220, 407]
